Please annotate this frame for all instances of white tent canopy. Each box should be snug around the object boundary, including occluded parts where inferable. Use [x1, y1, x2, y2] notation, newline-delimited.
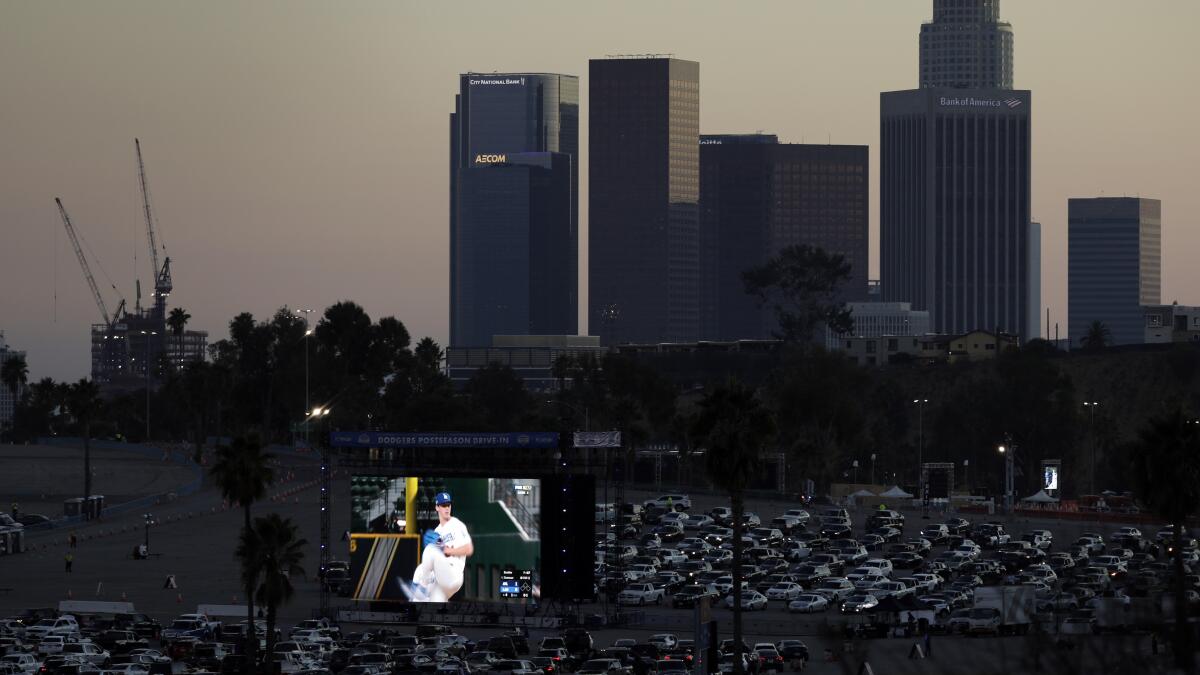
[849, 489, 877, 497]
[1022, 489, 1059, 503]
[880, 485, 913, 498]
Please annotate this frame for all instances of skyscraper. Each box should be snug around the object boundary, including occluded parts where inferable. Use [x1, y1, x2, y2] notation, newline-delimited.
[0, 331, 25, 429]
[882, 0, 1031, 338]
[920, 0, 1013, 89]
[449, 73, 579, 347]
[1068, 198, 1161, 346]
[589, 57, 700, 345]
[699, 135, 869, 341]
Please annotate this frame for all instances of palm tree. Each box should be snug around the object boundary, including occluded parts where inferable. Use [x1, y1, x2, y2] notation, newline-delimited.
[1, 355, 28, 403]
[66, 379, 102, 499]
[1080, 320, 1111, 351]
[210, 436, 275, 671]
[241, 513, 306, 662]
[1130, 408, 1200, 673]
[167, 307, 191, 372]
[692, 380, 775, 675]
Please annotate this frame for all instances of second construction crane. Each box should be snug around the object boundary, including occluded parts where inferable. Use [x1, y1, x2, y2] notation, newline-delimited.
[136, 138, 172, 321]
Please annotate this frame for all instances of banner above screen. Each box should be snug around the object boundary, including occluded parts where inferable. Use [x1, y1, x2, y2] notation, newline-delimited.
[330, 431, 559, 449]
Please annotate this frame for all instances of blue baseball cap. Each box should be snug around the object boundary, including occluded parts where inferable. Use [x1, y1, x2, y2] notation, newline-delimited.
[435, 492, 452, 505]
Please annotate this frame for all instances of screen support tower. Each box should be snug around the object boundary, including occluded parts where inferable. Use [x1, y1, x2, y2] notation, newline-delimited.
[319, 442, 332, 617]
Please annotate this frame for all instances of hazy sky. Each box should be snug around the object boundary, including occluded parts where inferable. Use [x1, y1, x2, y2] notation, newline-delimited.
[2, 1, 1197, 382]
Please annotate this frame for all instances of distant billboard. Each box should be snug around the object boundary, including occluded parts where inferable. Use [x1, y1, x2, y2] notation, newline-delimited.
[1043, 459, 1062, 492]
[330, 431, 558, 449]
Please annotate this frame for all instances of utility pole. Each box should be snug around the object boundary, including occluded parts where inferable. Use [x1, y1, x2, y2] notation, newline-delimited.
[998, 437, 1015, 514]
[297, 309, 315, 448]
[912, 399, 929, 491]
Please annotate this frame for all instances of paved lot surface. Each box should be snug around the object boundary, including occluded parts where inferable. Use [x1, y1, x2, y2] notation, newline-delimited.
[0, 452, 1190, 674]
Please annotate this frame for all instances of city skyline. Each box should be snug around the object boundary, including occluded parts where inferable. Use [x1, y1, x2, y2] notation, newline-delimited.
[2, 1, 1197, 381]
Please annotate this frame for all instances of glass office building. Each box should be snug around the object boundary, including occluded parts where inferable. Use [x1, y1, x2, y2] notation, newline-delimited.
[920, 0, 1013, 89]
[1068, 198, 1161, 346]
[589, 57, 700, 345]
[699, 135, 869, 341]
[450, 73, 579, 347]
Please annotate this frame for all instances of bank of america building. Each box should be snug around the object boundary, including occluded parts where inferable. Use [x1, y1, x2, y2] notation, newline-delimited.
[881, 89, 1033, 339]
[449, 73, 579, 347]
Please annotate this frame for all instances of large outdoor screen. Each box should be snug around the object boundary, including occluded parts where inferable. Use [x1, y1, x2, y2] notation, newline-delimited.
[349, 476, 540, 603]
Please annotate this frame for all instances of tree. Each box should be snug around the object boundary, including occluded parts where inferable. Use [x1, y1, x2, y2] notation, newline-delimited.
[65, 379, 102, 500]
[167, 307, 191, 371]
[1080, 320, 1112, 351]
[1, 355, 28, 404]
[692, 380, 775, 675]
[210, 435, 275, 672]
[1130, 407, 1200, 673]
[742, 244, 854, 343]
[466, 363, 532, 430]
[241, 513, 306, 661]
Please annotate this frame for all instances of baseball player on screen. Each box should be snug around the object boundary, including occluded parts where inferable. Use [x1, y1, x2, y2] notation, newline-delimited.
[408, 491, 474, 601]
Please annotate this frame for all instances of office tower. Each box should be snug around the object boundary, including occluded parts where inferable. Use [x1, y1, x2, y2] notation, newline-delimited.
[882, 0, 1030, 338]
[1027, 221, 1041, 342]
[699, 135, 869, 341]
[1068, 198, 1161, 346]
[589, 56, 700, 345]
[455, 152, 575, 347]
[449, 73, 579, 347]
[920, 0, 1013, 89]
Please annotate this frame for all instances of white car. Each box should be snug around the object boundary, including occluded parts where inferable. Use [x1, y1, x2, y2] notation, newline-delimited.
[25, 616, 79, 641]
[846, 567, 886, 590]
[787, 594, 829, 613]
[104, 665, 152, 675]
[765, 582, 803, 601]
[682, 514, 714, 530]
[909, 574, 943, 593]
[813, 577, 857, 601]
[37, 635, 73, 656]
[647, 634, 678, 650]
[1, 654, 39, 675]
[783, 509, 811, 524]
[627, 564, 658, 581]
[616, 583, 666, 605]
[645, 495, 691, 512]
[868, 580, 910, 600]
[861, 559, 894, 578]
[61, 642, 111, 666]
[659, 549, 688, 567]
[724, 590, 768, 611]
[780, 542, 812, 561]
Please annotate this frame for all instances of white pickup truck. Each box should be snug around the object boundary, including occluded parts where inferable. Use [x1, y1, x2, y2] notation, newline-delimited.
[971, 586, 1035, 635]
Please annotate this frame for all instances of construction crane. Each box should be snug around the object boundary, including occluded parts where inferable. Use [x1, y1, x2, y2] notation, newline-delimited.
[135, 138, 172, 319]
[55, 197, 125, 326]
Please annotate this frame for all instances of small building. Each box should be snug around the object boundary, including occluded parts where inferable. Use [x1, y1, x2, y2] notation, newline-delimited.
[0, 331, 26, 428]
[840, 330, 1019, 367]
[1144, 304, 1200, 344]
[447, 335, 606, 392]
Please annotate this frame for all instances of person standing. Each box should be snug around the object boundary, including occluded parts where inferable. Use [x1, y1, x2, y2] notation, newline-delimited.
[64, 552, 73, 573]
[923, 631, 932, 658]
[69, 532, 77, 548]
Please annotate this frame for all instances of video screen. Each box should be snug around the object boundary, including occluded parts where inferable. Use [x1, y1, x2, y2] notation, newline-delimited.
[1043, 464, 1059, 491]
[349, 476, 540, 603]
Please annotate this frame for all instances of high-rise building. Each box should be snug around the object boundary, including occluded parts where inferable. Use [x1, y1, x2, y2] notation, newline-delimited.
[920, 0, 1013, 89]
[883, 0, 1030, 339]
[1068, 197, 1161, 346]
[1027, 220, 1041, 342]
[699, 135, 869, 341]
[454, 152, 576, 347]
[450, 73, 579, 347]
[0, 331, 25, 429]
[589, 57, 700, 345]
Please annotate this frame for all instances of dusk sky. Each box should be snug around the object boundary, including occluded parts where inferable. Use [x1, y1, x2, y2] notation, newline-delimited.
[2, 1, 1196, 382]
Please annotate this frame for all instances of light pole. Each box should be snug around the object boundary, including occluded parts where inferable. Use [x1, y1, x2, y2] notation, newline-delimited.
[1083, 401, 1100, 495]
[870, 453, 877, 486]
[142, 513, 154, 551]
[852, 460, 860, 485]
[912, 399, 929, 492]
[963, 459, 970, 492]
[297, 309, 315, 448]
[140, 330, 157, 441]
[998, 438, 1015, 514]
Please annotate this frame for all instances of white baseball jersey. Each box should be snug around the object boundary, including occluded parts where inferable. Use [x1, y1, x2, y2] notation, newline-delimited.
[435, 516, 472, 551]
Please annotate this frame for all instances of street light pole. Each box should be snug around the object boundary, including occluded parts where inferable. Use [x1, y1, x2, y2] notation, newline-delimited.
[143, 513, 153, 551]
[1083, 401, 1099, 494]
[852, 460, 860, 485]
[998, 439, 1015, 514]
[870, 453, 876, 486]
[297, 309, 315, 449]
[913, 399, 929, 492]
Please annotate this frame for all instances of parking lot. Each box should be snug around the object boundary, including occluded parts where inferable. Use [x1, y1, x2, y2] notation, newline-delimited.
[2, 445, 1195, 674]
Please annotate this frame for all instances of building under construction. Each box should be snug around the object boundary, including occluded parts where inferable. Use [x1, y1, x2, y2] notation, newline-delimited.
[59, 140, 207, 395]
